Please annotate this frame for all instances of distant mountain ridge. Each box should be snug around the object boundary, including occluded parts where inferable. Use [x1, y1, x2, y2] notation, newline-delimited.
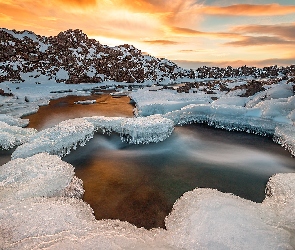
[0, 28, 295, 85]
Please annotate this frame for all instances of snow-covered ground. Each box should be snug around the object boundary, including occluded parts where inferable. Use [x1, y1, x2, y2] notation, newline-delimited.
[0, 78, 295, 249]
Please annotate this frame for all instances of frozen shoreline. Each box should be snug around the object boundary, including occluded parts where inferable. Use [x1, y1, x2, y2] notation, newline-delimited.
[0, 79, 295, 249]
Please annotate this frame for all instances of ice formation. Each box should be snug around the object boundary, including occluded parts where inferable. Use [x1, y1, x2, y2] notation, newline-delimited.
[131, 83, 295, 155]
[0, 121, 36, 149]
[0, 114, 29, 127]
[164, 188, 292, 250]
[86, 115, 174, 144]
[12, 118, 95, 159]
[0, 153, 84, 200]
[1, 168, 295, 249]
[273, 125, 295, 157]
[264, 173, 295, 232]
[12, 115, 174, 159]
[130, 87, 211, 116]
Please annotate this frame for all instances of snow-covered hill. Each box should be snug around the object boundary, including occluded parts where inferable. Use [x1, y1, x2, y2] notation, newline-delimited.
[1, 28, 295, 87]
[0, 28, 189, 84]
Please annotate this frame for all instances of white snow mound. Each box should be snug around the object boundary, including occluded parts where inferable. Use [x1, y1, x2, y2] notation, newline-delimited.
[0, 153, 84, 200]
[0, 121, 36, 149]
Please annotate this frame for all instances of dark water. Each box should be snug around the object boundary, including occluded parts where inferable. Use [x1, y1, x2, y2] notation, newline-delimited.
[5, 94, 295, 229]
[64, 124, 295, 229]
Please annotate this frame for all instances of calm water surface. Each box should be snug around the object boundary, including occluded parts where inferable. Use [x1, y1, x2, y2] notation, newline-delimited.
[9, 94, 295, 229]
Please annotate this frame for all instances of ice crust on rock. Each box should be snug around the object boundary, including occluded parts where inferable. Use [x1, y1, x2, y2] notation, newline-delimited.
[273, 125, 295, 157]
[11, 115, 174, 159]
[164, 188, 292, 250]
[11, 118, 95, 159]
[129, 87, 211, 116]
[264, 173, 295, 232]
[0, 114, 29, 127]
[86, 115, 174, 144]
[164, 104, 278, 136]
[0, 197, 168, 250]
[0, 121, 36, 149]
[0, 153, 84, 200]
[1, 175, 295, 249]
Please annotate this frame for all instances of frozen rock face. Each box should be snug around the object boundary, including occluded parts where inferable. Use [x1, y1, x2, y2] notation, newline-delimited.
[0, 153, 84, 200]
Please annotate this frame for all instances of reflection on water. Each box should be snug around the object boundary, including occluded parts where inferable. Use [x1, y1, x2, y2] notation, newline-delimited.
[64, 124, 295, 229]
[24, 94, 134, 130]
[0, 148, 14, 166]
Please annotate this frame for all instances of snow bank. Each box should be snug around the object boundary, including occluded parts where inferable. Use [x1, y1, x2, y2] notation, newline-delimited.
[12, 115, 174, 159]
[1, 174, 295, 249]
[0, 121, 36, 149]
[129, 87, 210, 116]
[0, 153, 83, 200]
[165, 188, 292, 250]
[264, 173, 295, 232]
[12, 118, 94, 159]
[86, 115, 174, 144]
[0, 114, 29, 127]
[273, 125, 295, 157]
[164, 104, 277, 136]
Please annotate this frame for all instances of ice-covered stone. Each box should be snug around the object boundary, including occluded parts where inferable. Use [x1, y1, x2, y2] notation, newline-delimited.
[129, 87, 210, 116]
[0, 121, 36, 149]
[0, 197, 165, 249]
[0, 114, 29, 127]
[273, 125, 295, 157]
[12, 118, 95, 159]
[164, 104, 278, 136]
[0, 153, 83, 200]
[264, 173, 295, 232]
[86, 115, 174, 144]
[165, 188, 292, 250]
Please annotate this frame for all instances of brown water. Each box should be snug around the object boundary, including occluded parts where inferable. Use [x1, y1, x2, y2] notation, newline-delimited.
[24, 94, 134, 130]
[18, 94, 295, 229]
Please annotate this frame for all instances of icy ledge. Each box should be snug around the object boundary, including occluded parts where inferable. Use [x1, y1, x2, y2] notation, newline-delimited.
[0, 121, 36, 150]
[85, 114, 174, 144]
[1, 169, 295, 249]
[12, 115, 174, 159]
[12, 118, 94, 159]
[0, 153, 84, 200]
[273, 125, 295, 157]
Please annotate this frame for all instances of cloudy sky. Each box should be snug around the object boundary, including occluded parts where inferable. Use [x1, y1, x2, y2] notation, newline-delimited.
[1, 0, 295, 68]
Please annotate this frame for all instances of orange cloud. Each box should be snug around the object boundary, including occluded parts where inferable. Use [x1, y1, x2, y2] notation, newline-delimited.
[224, 36, 294, 47]
[201, 3, 295, 16]
[0, 13, 11, 21]
[170, 26, 240, 39]
[232, 24, 295, 40]
[143, 40, 179, 45]
[174, 57, 295, 68]
[56, 0, 97, 7]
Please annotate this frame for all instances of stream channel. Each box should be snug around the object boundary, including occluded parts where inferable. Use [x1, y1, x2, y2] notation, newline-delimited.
[6, 93, 295, 229]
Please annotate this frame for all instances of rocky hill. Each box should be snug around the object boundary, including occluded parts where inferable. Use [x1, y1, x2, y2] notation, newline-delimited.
[1, 28, 295, 85]
[0, 28, 189, 84]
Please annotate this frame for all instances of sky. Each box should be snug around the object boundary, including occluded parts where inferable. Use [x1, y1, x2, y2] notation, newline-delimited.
[0, 0, 295, 68]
